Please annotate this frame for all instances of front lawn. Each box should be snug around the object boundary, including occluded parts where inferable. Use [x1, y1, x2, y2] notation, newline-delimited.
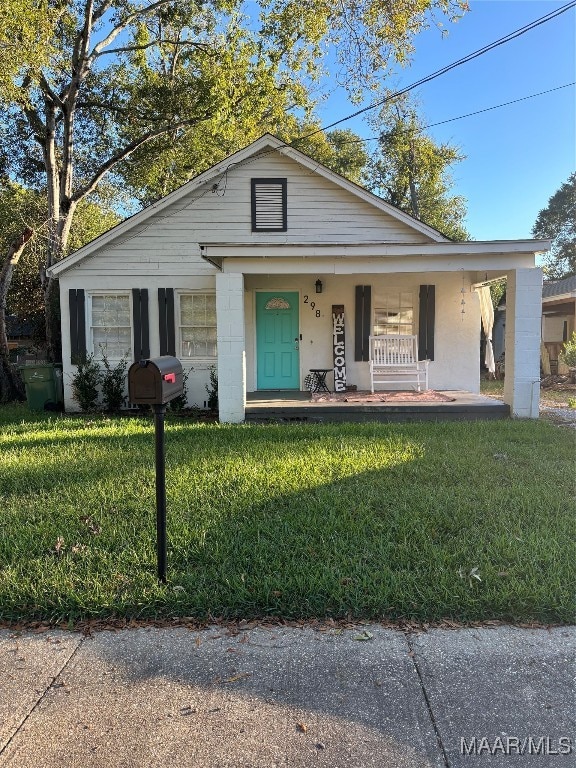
[0, 405, 574, 625]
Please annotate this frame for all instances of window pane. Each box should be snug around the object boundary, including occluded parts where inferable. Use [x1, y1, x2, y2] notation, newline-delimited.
[92, 295, 130, 327]
[374, 292, 414, 335]
[399, 309, 413, 324]
[180, 295, 195, 325]
[205, 295, 216, 325]
[91, 295, 131, 358]
[93, 326, 131, 357]
[180, 294, 217, 357]
[192, 295, 206, 325]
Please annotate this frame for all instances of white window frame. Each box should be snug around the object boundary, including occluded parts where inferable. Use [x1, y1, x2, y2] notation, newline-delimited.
[374, 291, 414, 336]
[177, 291, 217, 360]
[87, 291, 133, 360]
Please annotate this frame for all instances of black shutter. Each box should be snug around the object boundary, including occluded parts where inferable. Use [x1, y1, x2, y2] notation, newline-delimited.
[418, 285, 435, 361]
[69, 289, 86, 364]
[158, 288, 176, 357]
[132, 288, 150, 360]
[354, 285, 371, 361]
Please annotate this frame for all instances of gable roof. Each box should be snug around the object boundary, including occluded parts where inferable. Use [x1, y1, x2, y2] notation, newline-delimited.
[49, 134, 451, 277]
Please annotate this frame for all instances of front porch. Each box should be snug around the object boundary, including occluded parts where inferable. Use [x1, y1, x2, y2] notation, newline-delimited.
[245, 389, 509, 423]
[214, 253, 545, 423]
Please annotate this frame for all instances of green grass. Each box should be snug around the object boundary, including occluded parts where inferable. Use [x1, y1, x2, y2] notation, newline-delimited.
[480, 379, 504, 398]
[0, 404, 574, 625]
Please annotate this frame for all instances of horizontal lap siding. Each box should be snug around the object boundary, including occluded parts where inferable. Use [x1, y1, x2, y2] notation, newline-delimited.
[74, 152, 430, 276]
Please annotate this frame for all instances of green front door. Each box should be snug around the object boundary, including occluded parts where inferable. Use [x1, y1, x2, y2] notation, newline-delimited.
[256, 292, 300, 389]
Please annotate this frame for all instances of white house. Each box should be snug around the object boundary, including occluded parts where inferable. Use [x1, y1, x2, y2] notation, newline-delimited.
[48, 134, 549, 421]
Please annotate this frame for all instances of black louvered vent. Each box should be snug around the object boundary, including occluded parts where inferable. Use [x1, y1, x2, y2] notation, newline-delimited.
[251, 178, 287, 232]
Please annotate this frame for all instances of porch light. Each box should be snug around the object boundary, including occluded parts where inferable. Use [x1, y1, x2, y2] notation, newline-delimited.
[315, 279, 323, 294]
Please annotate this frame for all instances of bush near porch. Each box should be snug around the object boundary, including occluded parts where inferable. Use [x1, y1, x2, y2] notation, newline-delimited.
[0, 405, 573, 626]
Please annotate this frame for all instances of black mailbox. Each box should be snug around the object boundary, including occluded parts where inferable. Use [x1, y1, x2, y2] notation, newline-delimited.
[128, 356, 184, 405]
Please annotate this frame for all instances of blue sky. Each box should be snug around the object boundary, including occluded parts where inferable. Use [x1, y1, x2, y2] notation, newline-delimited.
[317, 0, 575, 241]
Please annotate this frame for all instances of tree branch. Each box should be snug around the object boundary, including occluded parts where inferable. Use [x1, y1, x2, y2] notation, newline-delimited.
[93, 38, 211, 57]
[70, 114, 212, 203]
[88, 0, 177, 62]
[92, 0, 114, 23]
[39, 74, 64, 109]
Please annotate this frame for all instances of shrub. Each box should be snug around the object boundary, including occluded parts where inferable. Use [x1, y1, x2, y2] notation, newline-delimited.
[559, 332, 576, 369]
[170, 368, 191, 411]
[205, 364, 218, 411]
[100, 352, 128, 411]
[70, 355, 101, 411]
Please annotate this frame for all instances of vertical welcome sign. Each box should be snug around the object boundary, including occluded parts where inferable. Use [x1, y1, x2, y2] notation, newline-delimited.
[332, 305, 346, 393]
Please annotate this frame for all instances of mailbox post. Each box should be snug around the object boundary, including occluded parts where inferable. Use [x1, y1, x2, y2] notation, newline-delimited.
[128, 356, 184, 583]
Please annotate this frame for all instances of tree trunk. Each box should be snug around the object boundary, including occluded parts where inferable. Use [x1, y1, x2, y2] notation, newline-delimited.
[0, 229, 34, 402]
[44, 276, 62, 363]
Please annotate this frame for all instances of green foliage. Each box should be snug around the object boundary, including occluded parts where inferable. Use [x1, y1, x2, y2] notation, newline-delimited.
[560, 332, 576, 369]
[70, 355, 101, 412]
[0, 0, 57, 103]
[0, 182, 120, 322]
[365, 97, 469, 240]
[205, 364, 218, 411]
[100, 353, 128, 412]
[532, 172, 576, 279]
[290, 129, 370, 185]
[489, 279, 506, 310]
[1, 0, 469, 217]
[170, 368, 192, 411]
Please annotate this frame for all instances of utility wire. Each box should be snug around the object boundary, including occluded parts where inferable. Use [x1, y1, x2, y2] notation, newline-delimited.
[94, 1, 576, 249]
[291, 0, 576, 143]
[330, 83, 575, 145]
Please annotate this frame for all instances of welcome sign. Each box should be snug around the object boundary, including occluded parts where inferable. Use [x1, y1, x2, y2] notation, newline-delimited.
[332, 305, 346, 392]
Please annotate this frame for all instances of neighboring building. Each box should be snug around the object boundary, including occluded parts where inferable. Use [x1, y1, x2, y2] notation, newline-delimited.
[495, 275, 576, 375]
[6, 315, 33, 352]
[48, 134, 549, 420]
[542, 275, 576, 373]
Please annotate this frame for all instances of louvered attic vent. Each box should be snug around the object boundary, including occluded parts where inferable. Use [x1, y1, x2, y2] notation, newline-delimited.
[251, 178, 287, 232]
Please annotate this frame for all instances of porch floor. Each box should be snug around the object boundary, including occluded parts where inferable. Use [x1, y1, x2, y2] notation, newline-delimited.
[245, 390, 510, 423]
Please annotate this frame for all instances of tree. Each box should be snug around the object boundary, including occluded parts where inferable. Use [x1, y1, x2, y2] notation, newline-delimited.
[0, 180, 120, 400]
[1, 0, 468, 360]
[290, 128, 370, 186]
[365, 98, 469, 240]
[0, 229, 33, 402]
[532, 172, 576, 279]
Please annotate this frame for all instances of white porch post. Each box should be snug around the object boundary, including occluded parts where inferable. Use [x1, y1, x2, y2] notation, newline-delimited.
[216, 272, 246, 423]
[504, 268, 543, 418]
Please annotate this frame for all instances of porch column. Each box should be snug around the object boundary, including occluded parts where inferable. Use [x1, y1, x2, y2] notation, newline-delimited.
[504, 268, 543, 418]
[216, 272, 246, 423]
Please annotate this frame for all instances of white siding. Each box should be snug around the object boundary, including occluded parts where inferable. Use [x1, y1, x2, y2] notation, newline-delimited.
[244, 272, 480, 394]
[73, 151, 431, 278]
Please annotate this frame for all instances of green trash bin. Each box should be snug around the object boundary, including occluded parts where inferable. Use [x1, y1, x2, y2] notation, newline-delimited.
[19, 363, 64, 411]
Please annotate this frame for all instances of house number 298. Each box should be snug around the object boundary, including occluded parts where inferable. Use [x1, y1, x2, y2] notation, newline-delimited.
[303, 295, 321, 318]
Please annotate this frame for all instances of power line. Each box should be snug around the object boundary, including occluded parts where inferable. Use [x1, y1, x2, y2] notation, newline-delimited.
[422, 82, 575, 131]
[291, 0, 576, 143]
[88, 2, 576, 249]
[331, 83, 575, 145]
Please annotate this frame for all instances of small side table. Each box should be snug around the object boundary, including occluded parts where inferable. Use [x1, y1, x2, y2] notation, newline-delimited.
[308, 369, 331, 394]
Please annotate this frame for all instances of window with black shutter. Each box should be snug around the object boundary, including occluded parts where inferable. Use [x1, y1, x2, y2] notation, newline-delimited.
[251, 178, 287, 232]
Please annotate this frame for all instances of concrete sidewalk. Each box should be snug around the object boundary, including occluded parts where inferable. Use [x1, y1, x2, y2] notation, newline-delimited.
[0, 625, 574, 767]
